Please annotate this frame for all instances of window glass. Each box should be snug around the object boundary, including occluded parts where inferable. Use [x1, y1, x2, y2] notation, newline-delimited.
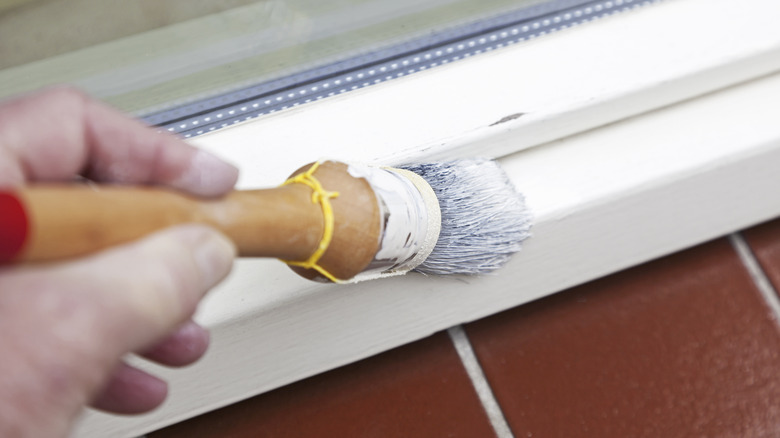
[0, 0, 549, 114]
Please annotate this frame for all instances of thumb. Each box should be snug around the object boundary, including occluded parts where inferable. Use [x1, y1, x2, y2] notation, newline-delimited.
[57, 224, 236, 352]
[0, 225, 234, 436]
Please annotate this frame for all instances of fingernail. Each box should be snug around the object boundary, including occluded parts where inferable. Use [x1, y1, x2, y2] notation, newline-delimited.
[174, 150, 239, 197]
[189, 227, 236, 289]
[173, 321, 210, 358]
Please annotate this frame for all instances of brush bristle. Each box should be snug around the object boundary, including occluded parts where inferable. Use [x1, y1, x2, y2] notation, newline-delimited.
[399, 158, 532, 276]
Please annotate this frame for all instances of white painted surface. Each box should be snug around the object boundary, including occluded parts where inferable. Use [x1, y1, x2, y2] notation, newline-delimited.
[75, 0, 780, 435]
[180, 0, 780, 185]
[76, 68, 780, 438]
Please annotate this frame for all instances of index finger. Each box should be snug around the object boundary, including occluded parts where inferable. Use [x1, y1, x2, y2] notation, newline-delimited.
[0, 87, 238, 197]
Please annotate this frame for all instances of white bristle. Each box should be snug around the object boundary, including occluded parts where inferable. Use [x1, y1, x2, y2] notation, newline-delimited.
[399, 158, 532, 275]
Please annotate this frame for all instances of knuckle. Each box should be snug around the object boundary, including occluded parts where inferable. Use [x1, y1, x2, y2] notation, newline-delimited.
[135, 242, 203, 321]
[39, 86, 89, 112]
[0, 273, 116, 421]
[9, 272, 120, 360]
[43, 86, 88, 103]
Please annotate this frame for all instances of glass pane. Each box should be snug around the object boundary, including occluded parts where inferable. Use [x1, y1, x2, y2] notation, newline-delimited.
[0, 0, 647, 134]
[0, 0, 549, 112]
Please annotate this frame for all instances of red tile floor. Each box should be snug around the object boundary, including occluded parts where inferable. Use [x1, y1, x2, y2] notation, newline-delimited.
[151, 219, 780, 438]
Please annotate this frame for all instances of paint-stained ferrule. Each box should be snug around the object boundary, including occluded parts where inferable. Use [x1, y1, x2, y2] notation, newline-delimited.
[346, 165, 441, 283]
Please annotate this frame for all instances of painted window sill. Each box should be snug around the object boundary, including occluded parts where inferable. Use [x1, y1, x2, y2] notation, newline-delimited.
[75, 0, 780, 436]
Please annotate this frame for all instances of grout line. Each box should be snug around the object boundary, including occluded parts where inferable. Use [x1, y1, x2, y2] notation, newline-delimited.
[729, 233, 780, 320]
[447, 326, 515, 438]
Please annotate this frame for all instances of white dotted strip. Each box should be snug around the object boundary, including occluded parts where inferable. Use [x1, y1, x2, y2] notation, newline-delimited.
[152, 0, 659, 138]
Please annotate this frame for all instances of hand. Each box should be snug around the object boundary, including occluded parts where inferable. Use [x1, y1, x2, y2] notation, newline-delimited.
[0, 88, 238, 437]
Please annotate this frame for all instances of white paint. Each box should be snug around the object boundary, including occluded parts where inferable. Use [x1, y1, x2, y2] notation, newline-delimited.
[344, 164, 439, 281]
[76, 70, 780, 438]
[448, 326, 514, 438]
[381, 168, 441, 274]
[75, 0, 780, 435]
[179, 0, 780, 187]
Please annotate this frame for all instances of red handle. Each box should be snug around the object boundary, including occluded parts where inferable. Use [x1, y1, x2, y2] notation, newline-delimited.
[0, 192, 29, 263]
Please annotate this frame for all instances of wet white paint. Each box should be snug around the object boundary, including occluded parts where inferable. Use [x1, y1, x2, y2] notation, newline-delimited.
[346, 164, 440, 282]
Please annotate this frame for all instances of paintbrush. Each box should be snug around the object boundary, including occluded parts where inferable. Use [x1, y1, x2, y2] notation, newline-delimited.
[0, 158, 531, 283]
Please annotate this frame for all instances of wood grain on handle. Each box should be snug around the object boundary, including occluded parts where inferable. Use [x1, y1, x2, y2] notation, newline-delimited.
[1, 161, 383, 281]
[13, 184, 324, 262]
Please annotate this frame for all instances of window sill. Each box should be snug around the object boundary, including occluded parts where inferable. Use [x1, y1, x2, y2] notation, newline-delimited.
[76, 0, 780, 435]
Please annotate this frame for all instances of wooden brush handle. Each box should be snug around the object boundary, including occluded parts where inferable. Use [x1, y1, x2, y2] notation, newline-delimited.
[0, 162, 383, 281]
[6, 184, 323, 262]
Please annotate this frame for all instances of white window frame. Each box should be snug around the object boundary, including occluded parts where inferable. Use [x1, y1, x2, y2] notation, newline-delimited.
[76, 0, 780, 436]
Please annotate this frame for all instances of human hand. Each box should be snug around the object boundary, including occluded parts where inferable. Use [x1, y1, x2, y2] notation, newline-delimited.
[0, 88, 238, 437]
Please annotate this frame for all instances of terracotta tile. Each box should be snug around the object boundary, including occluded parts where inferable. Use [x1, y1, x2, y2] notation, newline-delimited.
[467, 239, 780, 437]
[150, 332, 495, 438]
[744, 218, 780, 291]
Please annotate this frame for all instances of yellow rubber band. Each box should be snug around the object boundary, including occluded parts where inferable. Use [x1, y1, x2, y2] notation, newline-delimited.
[279, 162, 342, 283]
